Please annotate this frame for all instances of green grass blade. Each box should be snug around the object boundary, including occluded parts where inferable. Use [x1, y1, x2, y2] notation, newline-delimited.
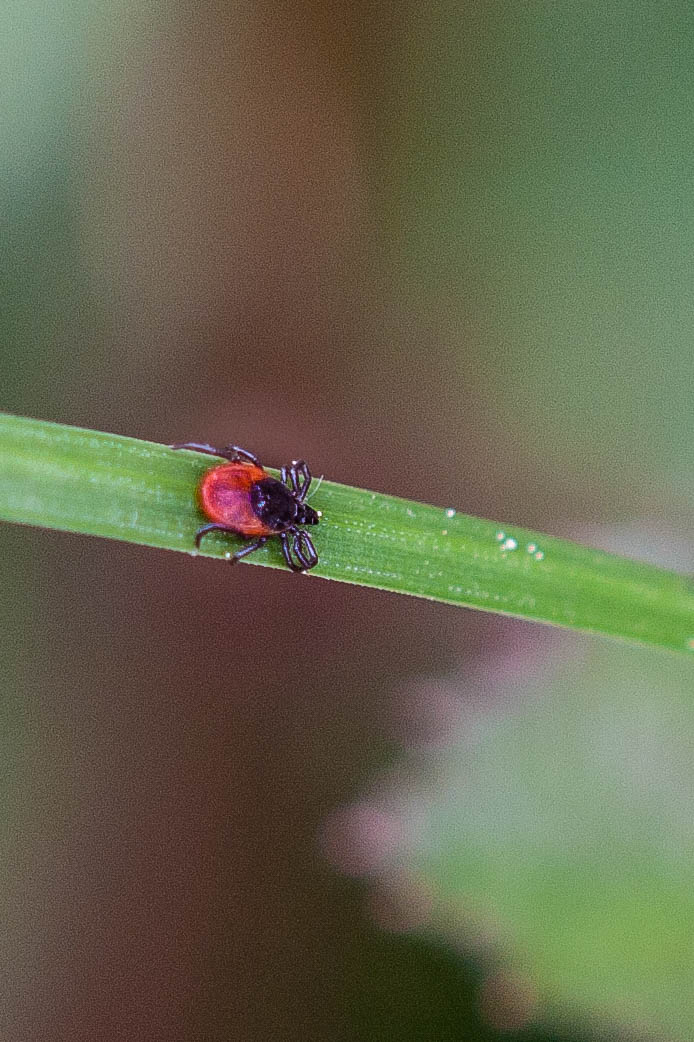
[1, 412, 692, 654]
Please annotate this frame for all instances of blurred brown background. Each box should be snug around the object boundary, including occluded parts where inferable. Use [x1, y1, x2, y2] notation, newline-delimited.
[3, 1, 692, 1039]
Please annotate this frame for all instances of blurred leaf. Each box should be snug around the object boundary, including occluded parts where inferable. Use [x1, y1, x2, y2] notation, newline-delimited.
[1, 413, 692, 655]
[377, 640, 694, 1039]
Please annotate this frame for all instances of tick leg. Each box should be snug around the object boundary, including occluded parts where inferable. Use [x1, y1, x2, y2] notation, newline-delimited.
[171, 442, 259, 464]
[279, 530, 304, 572]
[222, 445, 259, 464]
[292, 460, 311, 501]
[293, 529, 318, 570]
[229, 537, 267, 563]
[278, 527, 318, 572]
[193, 524, 267, 564]
[171, 442, 227, 458]
[282, 459, 311, 501]
[193, 522, 237, 549]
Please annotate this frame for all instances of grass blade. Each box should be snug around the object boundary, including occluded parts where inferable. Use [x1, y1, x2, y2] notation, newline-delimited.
[1, 412, 692, 655]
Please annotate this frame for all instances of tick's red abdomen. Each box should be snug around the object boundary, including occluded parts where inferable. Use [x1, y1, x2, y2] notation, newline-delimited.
[198, 462, 271, 537]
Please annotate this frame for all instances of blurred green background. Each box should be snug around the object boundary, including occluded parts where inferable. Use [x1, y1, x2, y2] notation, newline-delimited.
[2, 1, 693, 1039]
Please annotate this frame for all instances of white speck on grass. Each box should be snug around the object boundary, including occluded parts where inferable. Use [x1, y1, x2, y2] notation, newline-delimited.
[527, 543, 536, 553]
[496, 530, 505, 541]
[534, 550, 544, 561]
[406, 508, 415, 517]
[500, 537, 517, 551]
[445, 508, 456, 518]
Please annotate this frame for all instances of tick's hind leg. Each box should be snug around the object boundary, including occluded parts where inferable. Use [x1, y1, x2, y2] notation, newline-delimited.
[171, 442, 259, 465]
[228, 536, 267, 563]
[193, 522, 230, 548]
[193, 523, 266, 564]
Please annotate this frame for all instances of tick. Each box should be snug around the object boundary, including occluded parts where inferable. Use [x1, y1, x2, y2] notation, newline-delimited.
[171, 442, 321, 572]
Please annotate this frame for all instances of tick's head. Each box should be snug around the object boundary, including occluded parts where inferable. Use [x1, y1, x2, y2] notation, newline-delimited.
[296, 503, 320, 526]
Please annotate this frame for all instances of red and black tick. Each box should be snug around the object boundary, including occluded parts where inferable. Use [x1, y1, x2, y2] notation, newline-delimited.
[171, 442, 321, 572]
